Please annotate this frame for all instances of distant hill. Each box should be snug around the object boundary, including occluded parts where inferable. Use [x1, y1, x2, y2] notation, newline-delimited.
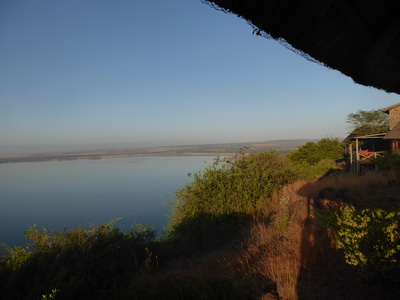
[0, 139, 315, 164]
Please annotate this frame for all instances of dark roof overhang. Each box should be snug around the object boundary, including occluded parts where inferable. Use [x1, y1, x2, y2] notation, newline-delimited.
[204, 0, 400, 95]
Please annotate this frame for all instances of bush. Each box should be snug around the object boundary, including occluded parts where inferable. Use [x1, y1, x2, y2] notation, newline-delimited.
[375, 150, 400, 174]
[286, 137, 345, 180]
[167, 151, 297, 247]
[289, 158, 339, 181]
[333, 205, 400, 279]
[288, 137, 345, 165]
[0, 220, 158, 300]
[170, 152, 294, 222]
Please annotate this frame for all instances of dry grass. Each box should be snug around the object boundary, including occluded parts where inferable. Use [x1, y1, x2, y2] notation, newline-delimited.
[231, 171, 400, 299]
[241, 182, 316, 299]
[160, 172, 399, 299]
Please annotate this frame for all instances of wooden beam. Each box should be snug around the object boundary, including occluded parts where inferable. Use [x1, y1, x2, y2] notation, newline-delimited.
[356, 138, 360, 175]
[349, 143, 353, 165]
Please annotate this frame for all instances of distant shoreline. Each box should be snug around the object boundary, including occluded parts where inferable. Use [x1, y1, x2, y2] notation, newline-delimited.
[0, 139, 313, 164]
[0, 152, 237, 164]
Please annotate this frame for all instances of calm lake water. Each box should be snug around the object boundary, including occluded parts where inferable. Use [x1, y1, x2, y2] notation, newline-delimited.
[0, 156, 216, 248]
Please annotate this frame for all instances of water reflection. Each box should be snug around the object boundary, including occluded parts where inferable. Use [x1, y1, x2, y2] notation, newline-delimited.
[0, 156, 214, 247]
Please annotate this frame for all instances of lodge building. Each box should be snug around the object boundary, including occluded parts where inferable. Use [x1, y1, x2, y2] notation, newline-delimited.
[348, 103, 400, 173]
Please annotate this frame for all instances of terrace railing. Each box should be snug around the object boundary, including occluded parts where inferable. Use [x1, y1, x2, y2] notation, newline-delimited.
[358, 150, 385, 162]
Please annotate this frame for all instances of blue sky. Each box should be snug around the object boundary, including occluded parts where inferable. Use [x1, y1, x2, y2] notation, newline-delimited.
[1, 0, 399, 153]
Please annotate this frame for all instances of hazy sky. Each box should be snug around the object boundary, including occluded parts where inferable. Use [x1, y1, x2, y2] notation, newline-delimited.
[1, 0, 399, 153]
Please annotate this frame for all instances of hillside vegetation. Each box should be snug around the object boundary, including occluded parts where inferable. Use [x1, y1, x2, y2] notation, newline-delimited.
[1, 138, 399, 299]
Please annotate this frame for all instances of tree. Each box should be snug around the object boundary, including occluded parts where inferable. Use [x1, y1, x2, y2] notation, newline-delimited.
[346, 109, 389, 136]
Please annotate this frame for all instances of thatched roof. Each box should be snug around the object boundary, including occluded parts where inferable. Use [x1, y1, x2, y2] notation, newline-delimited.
[384, 123, 400, 139]
[204, 0, 400, 95]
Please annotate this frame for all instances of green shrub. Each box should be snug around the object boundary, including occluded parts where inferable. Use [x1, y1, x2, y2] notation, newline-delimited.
[167, 151, 297, 248]
[333, 205, 400, 279]
[169, 151, 294, 225]
[286, 137, 344, 180]
[288, 137, 345, 165]
[375, 151, 400, 174]
[289, 158, 339, 180]
[0, 220, 158, 300]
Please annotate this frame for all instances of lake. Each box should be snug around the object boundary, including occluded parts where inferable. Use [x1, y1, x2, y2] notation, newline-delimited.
[0, 156, 217, 248]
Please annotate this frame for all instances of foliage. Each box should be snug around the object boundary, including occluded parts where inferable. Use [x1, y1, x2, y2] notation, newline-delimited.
[333, 205, 400, 279]
[42, 289, 59, 300]
[288, 137, 345, 165]
[374, 150, 400, 174]
[169, 151, 295, 230]
[166, 151, 299, 251]
[289, 158, 340, 181]
[346, 109, 389, 136]
[286, 138, 344, 180]
[0, 219, 269, 300]
[0, 220, 159, 300]
[0, 244, 32, 271]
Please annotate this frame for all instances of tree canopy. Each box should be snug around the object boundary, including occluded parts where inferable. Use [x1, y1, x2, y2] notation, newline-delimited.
[346, 109, 389, 136]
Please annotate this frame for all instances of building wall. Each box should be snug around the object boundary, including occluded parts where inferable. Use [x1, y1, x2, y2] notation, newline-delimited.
[389, 106, 400, 129]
